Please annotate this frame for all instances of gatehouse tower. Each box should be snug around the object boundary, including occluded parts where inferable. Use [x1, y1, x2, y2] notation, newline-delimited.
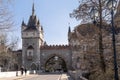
[21, 3, 44, 70]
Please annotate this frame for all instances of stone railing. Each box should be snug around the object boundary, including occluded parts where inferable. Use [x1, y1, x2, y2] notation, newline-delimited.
[0, 71, 30, 78]
[68, 70, 88, 80]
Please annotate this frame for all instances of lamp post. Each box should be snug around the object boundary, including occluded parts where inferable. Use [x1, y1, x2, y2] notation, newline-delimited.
[107, 0, 119, 80]
[90, 1, 106, 72]
[39, 60, 41, 73]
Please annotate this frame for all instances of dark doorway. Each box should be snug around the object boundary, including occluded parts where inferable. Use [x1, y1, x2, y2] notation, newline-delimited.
[31, 63, 36, 70]
[14, 64, 19, 71]
[45, 56, 67, 72]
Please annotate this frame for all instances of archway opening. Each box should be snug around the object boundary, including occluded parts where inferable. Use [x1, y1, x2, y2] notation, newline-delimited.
[30, 63, 37, 74]
[31, 63, 36, 70]
[45, 56, 67, 72]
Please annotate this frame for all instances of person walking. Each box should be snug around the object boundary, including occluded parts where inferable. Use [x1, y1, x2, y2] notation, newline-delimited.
[21, 67, 24, 75]
[16, 65, 18, 76]
[24, 68, 27, 75]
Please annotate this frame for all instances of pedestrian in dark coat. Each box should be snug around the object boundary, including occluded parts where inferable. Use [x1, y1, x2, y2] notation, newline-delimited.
[24, 68, 27, 75]
[21, 67, 24, 75]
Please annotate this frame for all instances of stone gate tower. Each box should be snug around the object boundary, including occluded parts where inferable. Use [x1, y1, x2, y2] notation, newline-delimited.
[21, 4, 44, 69]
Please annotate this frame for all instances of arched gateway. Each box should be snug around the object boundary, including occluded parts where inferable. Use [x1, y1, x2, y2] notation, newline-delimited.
[45, 55, 67, 72]
[40, 45, 72, 72]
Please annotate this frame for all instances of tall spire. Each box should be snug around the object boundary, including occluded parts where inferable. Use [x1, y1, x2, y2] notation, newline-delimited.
[68, 23, 71, 43]
[32, 3, 35, 15]
[68, 23, 71, 33]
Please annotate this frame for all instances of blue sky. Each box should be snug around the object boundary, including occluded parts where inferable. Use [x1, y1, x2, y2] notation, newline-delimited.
[11, 0, 80, 49]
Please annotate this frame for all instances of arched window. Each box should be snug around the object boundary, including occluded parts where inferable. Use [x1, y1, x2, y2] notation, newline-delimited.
[27, 45, 34, 60]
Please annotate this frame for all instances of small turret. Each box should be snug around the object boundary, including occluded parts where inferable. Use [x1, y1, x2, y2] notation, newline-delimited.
[68, 23, 71, 45]
[68, 26, 71, 34]
[37, 20, 40, 26]
[68, 23, 71, 37]
[21, 20, 27, 31]
[41, 25, 43, 31]
[22, 20, 25, 26]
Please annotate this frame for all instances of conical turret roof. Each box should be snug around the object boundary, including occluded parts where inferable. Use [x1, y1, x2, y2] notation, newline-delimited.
[24, 3, 39, 31]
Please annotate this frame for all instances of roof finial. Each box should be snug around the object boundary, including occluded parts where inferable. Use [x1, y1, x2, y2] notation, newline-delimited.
[32, 2, 35, 15]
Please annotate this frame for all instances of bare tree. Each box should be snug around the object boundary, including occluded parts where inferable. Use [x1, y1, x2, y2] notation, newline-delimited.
[0, 33, 19, 71]
[0, 0, 14, 31]
[8, 36, 19, 50]
[70, 0, 119, 24]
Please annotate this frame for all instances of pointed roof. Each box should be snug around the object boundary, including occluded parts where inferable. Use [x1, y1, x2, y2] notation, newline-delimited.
[37, 20, 40, 25]
[22, 20, 25, 25]
[28, 3, 37, 26]
[22, 3, 44, 32]
[24, 3, 38, 31]
[41, 26, 43, 30]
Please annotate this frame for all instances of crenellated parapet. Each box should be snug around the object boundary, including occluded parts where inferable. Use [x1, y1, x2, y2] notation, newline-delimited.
[41, 44, 70, 50]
